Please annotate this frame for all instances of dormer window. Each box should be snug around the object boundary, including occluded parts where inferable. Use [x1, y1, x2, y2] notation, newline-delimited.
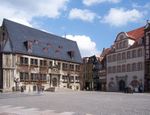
[24, 40, 32, 53]
[34, 40, 39, 44]
[67, 50, 75, 59]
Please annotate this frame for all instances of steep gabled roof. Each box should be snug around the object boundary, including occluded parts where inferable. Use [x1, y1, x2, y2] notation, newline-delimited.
[126, 27, 144, 40]
[2, 19, 82, 63]
[100, 48, 111, 57]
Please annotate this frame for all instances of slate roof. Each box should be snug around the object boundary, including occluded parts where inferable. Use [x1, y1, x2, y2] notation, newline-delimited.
[2, 19, 82, 63]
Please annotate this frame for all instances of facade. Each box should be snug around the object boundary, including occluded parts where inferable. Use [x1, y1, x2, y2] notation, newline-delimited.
[82, 55, 101, 91]
[107, 27, 145, 92]
[99, 48, 110, 91]
[144, 21, 150, 92]
[0, 19, 82, 92]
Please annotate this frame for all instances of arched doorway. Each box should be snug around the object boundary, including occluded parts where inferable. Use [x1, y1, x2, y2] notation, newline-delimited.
[119, 80, 125, 92]
[52, 78, 57, 87]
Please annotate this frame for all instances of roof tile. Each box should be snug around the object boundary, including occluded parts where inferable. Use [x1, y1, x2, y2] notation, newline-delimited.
[126, 27, 144, 40]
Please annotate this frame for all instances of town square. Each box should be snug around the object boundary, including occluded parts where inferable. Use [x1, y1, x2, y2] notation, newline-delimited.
[0, 91, 150, 115]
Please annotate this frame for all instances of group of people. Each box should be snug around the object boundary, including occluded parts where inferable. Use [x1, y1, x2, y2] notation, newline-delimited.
[124, 85, 143, 93]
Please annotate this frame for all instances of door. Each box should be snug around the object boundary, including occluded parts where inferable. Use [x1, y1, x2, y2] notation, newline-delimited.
[52, 78, 57, 87]
[119, 80, 125, 92]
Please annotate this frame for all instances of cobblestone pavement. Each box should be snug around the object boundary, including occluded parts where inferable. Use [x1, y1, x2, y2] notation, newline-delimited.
[0, 91, 150, 115]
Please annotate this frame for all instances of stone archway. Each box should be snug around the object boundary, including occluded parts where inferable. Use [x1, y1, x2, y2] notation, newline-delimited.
[119, 80, 125, 92]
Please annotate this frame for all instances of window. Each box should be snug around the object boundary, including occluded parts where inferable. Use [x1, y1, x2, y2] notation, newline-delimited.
[58, 62, 61, 70]
[108, 67, 111, 73]
[40, 74, 47, 81]
[62, 63, 68, 71]
[31, 73, 38, 81]
[137, 48, 142, 57]
[70, 64, 74, 71]
[49, 61, 53, 68]
[127, 51, 131, 59]
[120, 42, 123, 49]
[137, 62, 143, 71]
[127, 64, 131, 72]
[112, 54, 116, 62]
[75, 76, 80, 83]
[122, 65, 126, 72]
[132, 50, 136, 58]
[31, 58, 38, 66]
[62, 75, 68, 83]
[20, 57, 28, 65]
[108, 55, 111, 63]
[112, 66, 116, 73]
[20, 72, 29, 81]
[75, 65, 80, 71]
[123, 41, 126, 48]
[40, 60, 47, 67]
[146, 63, 150, 74]
[117, 53, 121, 61]
[70, 76, 74, 83]
[20, 73, 24, 81]
[117, 65, 121, 73]
[132, 63, 136, 71]
[122, 52, 126, 60]
[108, 66, 114, 73]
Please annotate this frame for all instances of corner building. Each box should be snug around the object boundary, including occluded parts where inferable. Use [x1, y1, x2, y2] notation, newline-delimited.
[107, 27, 145, 92]
[0, 19, 82, 92]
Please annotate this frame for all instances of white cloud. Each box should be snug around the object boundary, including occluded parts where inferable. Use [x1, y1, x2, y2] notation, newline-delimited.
[65, 35, 100, 57]
[83, 0, 121, 6]
[132, 2, 150, 10]
[69, 8, 97, 22]
[0, 0, 69, 26]
[102, 8, 143, 27]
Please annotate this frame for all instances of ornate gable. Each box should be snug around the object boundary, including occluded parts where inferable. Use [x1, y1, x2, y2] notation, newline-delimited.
[115, 32, 127, 42]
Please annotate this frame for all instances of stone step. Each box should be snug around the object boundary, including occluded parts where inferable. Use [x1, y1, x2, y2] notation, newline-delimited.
[45, 87, 75, 92]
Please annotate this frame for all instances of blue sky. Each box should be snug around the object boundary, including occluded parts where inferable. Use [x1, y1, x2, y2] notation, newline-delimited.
[0, 0, 150, 57]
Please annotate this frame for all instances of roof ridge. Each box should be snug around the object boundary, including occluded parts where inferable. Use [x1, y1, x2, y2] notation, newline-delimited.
[3, 18, 76, 43]
[126, 26, 144, 34]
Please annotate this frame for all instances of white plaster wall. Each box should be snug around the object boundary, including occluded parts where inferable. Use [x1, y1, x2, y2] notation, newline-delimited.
[107, 46, 145, 91]
[128, 39, 135, 46]
[107, 70, 144, 91]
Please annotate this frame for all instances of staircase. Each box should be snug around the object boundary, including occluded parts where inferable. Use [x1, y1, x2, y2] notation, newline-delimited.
[45, 87, 74, 92]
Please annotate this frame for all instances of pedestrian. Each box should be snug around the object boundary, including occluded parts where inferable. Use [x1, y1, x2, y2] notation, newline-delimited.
[21, 86, 24, 92]
[139, 85, 143, 93]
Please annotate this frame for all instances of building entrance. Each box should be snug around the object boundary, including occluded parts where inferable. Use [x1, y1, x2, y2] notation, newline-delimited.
[52, 78, 57, 87]
[119, 80, 125, 92]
